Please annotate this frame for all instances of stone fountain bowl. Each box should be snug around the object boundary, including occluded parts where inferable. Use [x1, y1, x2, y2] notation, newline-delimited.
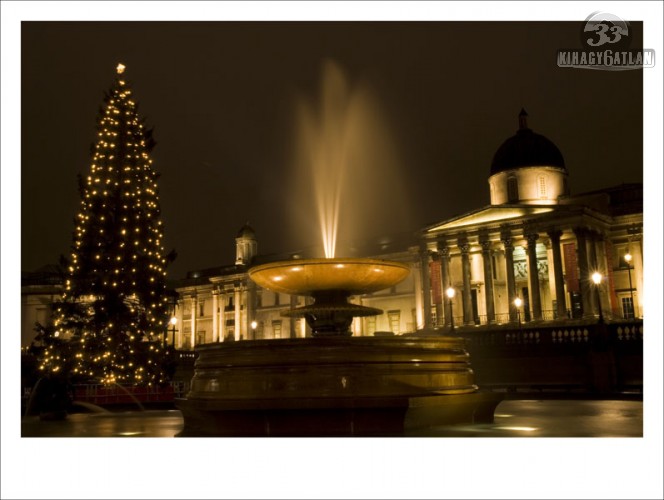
[248, 257, 410, 296]
[175, 335, 506, 437]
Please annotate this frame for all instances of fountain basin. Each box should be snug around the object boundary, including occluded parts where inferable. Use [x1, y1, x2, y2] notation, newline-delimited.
[249, 258, 410, 336]
[248, 258, 411, 296]
[176, 335, 502, 436]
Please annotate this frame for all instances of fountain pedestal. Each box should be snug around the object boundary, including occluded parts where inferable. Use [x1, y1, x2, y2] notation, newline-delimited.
[176, 335, 502, 437]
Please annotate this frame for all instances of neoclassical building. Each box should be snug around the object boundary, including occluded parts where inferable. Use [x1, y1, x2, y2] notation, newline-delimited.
[420, 110, 643, 329]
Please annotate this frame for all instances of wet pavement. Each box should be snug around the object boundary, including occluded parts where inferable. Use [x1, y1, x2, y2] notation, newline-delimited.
[406, 398, 643, 437]
[21, 399, 642, 438]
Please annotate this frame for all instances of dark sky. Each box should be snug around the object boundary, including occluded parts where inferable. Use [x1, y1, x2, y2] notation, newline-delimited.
[21, 21, 643, 279]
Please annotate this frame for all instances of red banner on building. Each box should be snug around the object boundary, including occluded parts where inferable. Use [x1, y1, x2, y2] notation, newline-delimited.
[563, 242, 579, 292]
[430, 260, 442, 304]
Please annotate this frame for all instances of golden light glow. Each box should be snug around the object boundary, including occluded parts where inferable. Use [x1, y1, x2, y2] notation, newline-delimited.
[116, 63, 126, 74]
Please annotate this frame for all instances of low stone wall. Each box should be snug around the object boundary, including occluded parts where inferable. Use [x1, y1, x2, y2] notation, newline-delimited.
[457, 320, 643, 394]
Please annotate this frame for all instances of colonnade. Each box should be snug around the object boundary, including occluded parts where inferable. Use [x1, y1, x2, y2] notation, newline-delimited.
[422, 225, 613, 329]
[176, 284, 245, 348]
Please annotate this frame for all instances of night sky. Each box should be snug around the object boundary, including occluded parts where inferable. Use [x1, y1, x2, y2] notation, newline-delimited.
[20, 20, 645, 279]
[5, 3, 663, 499]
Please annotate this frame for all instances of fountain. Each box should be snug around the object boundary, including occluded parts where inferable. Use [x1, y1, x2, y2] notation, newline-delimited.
[249, 258, 410, 336]
[175, 62, 501, 436]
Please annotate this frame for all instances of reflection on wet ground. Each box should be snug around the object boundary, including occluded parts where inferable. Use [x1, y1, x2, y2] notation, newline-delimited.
[406, 399, 643, 437]
[21, 410, 184, 438]
[21, 399, 642, 438]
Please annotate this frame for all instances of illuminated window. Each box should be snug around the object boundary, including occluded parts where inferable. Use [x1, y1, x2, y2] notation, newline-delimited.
[366, 316, 376, 336]
[621, 296, 635, 319]
[507, 177, 519, 202]
[388, 310, 401, 334]
[272, 320, 282, 339]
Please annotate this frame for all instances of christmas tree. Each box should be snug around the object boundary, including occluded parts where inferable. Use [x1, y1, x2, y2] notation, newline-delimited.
[35, 63, 175, 386]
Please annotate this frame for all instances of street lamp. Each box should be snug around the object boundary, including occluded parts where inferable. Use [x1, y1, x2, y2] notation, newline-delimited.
[591, 271, 604, 323]
[446, 287, 456, 333]
[514, 297, 523, 328]
[251, 320, 258, 340]
[624, 252, 635, 319]
[170, 317, 177, 347]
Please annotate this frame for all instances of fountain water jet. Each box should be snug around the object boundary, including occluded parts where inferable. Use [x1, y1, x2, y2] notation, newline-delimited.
[175, 61, 501, 436]
[293, 60, 408, 257]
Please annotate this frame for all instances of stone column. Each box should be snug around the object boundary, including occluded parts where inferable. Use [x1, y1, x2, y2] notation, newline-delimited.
[501, 232, 517, 322]
[548, 229, 567, 319]
[212, 289, 219, 342]
[588, 230, 602, 319]
[458, 237, 473, 325]
[234, 285, 241, 341]
[525, 232, 542, 321]
[413, 260, 424, 330]
[190, 295, 197, 348]
[430, 251, 444, 327]
[176, 299, 184, 349]
[246, 281, 255, 340]
[419, 245, 433, 329]
[480, 238, 496, 324]
[592, 231, 611, 318]
[574, 228, 593, 319]
[629, 234, 643, 318]
[219, 292, 226, 342]
[290, 294, 298, 338]
[439, 245, 452, 328]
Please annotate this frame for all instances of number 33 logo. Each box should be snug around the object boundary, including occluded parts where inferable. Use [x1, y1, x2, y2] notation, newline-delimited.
[583, 12, 630, 48]
[586, 23, 626, 47]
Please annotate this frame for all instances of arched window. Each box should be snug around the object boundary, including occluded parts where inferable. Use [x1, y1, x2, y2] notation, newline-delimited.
[507, 176, 519, 202]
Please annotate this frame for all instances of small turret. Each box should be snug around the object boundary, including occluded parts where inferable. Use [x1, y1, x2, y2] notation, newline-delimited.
[235, 222, 257, 266]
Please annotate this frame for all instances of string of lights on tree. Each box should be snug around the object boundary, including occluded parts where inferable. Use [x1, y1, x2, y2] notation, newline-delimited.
[37, 63, 175, 386]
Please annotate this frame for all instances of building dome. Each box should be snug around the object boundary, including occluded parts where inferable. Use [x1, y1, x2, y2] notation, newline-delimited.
[490, 109, 566, 175]
[236, 223, 255, 239]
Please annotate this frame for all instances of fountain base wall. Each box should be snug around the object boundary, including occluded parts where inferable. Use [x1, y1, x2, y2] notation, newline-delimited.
[176, 336, 503, 436]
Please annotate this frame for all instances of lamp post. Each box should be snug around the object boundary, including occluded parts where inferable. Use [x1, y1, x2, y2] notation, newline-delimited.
[446, 287, 456, 333]
[251, 320, 258, 340]
[624, 252, 635, 319]
[591, 271, 604, 323]
[514, 297, 522, 328]
[170, 317, 177, 347]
